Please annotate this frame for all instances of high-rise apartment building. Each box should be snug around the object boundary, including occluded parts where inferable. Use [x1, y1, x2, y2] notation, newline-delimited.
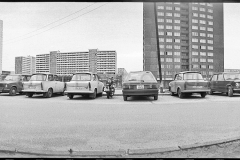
[0, 20, 3, 74]
[36, 49, 117, 75]
[15, 56, 36, 74]
[143, 2, 224, 87]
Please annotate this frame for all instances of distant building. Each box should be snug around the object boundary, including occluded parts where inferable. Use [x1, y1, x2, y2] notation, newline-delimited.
[224, 69, 240, 73]
[36, 49, 117, 75]
[15, 56, 36, 74]
[143, 2, 224, 88]
[0, 20, 3, 74]
[118, 68, 128, 81]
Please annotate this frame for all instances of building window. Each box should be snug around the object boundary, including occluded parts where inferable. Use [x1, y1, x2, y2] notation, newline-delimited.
[192, 45, 198, 49]
[174, 13, 180, 17]
[159, 31, 164, 35]
[166, 45, 172, 49]
[192, 38, 198, 42]
[200, 52, 206, 56]
[200, 26, 206, 30]
[199, 14, 206, 18]
[207, 3, 213, 7]
[174, 32, 180, 36]
[207, 15, 213, 19]
[166, 19, 172, 23]
[200, 45, 206, 50]
[174, 51, 180, 56]
[208, 65, 213, 69]
[174, 26, 180, 30]
[166, 51, 172, 55]
[207, 33, 213, 38]
[165, 65, 173, 69]
[175, 7, 180, 11]
[200, 8, 206, 12]
[193, 13, 198, 17]
[192, 58, 198, 62]
[161, 64, 164, 68]
[166, 6, 173, 10]
[208, 46, 213, 50]
[174, 39, 180, 43]
[157, 6, 164, 9]
[192, 6, 198, 10]
[166, 25, 173, 29]
[207, 40, 213, 44]
[159, 45, 164, 49]
[157, 12, 164, 16]
[159, 38, 165, 42]
[200, 65, 206, 69]
[208, 21, 213, 25]
[175, 65, 181, 69]
[174, 58, 181, 62]
[174, 45, 180, 49]
[158, 25, 164, 29]
[192, 32, 198, 36]
[200, 33, 206, 37]
[200, 3, 205, 5]
[166, 32, 172, 36]
[174, 19, 180, 23]
[166, 12, 173, 16]
[166, 58, 173, 62]
[208, 9, 213, 13]
[208, 59, 213, 63]
[207, 27, 213, 31]
[192, 64, 198, 69]
[192, 25, 198, 30]
[192, 19, 198, 23]
[166, 38, 173, 42]
[200, 58, 206, 62]
[200, 39, 206, 43]
[166, 71, 173, 75]
[192, 51, 198, 56]
[200, 20, 206, 24]
[161, 58, 164, 62]
[208, 52, 213, 56]
[160, 51, 164, 55]
[157, 18, 164, 22]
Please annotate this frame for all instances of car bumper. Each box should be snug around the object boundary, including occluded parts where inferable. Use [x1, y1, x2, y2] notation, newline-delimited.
[64, 90, 94, 94]
[233, 88, 240, 92]
[181, 89, 210, 93]
[22, 89, 45, 93]
[122, 89, 158, 96]
[0, 88, 10, 93]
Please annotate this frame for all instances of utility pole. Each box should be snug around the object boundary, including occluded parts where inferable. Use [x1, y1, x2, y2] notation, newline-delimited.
[154, 2, 163, 93]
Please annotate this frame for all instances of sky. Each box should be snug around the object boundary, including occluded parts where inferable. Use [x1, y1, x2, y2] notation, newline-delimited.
[0, 2, 239, 72]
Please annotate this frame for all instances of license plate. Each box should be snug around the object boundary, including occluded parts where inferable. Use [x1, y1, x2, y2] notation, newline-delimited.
[76, 87, 85, 90]
[137, 85, 144, 89]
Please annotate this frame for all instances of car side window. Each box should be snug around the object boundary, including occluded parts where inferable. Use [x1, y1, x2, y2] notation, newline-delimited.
[178, 74, 183, 80]
[174, 74, 179, 80]
[217, 74, 224, 81]
[211, 75, 217, 81]
[92, 74, 96, 81]
[48, 75, 54, 81]
[53, 75, 58, 81]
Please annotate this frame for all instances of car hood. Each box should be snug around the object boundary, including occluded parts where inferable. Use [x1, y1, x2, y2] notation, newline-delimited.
[233, 80, 240, 83]
[0, 81, 19, 85]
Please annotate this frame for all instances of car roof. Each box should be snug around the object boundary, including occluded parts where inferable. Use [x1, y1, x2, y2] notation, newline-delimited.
[177, 71, 200, 74]
[213, 72, 240, 74]
[7, 74, 30, 76]
[128, 71, 153, 74]
[32, 73, 55, 75]
[73, 72, 96, 75]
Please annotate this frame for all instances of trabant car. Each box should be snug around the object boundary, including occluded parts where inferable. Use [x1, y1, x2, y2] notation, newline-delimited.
[122, 71, 159, 101]
[0, 74, 31, 96]
[64, 72, 104, 99]
[169, 71, 209, 98]
[208, 72, 240, 97]
[22, 73, 65, 98]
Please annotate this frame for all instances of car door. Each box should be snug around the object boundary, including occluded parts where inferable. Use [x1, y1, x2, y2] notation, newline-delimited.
[48, 74, 55, 92]
[209, 74, 217, 91]
[170, 74, 178, 93]
[217, 74, 225, 92]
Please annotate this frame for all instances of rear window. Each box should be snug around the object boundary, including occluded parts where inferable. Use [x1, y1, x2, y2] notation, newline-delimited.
[71, 74, 91, 81]
[4, 75, 20, 81]
[125, 72, 157, 82]
[30, 75, 47, 81]
[183, 73, 203, 80]
[224, 73, 240, 80]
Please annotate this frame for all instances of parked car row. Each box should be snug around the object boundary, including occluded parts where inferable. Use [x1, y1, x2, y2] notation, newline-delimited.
[1, 71, 240, 100]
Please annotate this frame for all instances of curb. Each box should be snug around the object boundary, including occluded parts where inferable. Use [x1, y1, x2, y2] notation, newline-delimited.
[127, 146, 180, 155]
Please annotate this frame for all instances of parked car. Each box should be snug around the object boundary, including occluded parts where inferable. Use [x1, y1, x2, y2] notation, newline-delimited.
[169, 71, 209, 98]
[64, 72, 104, 99]
[122, 71, 159, 101]
[208, 72, 240, 97]
[22, 73, 65, 98]
[0, 74, 31, 96]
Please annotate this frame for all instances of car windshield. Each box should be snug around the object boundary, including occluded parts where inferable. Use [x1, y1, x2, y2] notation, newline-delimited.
[71, 74, 91, 81]
[183, 73, 203, 80]
[4, 75, 20, 81]
[224, 73, 240, 80]
[30, 74, 47, 81]
[125, 72, 157, 82]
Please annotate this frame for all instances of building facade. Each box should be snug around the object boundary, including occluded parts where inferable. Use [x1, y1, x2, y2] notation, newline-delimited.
[143, 2, 224, 87]
[15, 56, 36, 74]
[224, 69, 240, 73]
[35, 49, 117, 75]
[0, 20, 3, 74]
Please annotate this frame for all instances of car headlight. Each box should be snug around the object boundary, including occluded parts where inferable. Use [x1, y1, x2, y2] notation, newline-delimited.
[5, 84, 8, 88]
[236, 83, 240, 88]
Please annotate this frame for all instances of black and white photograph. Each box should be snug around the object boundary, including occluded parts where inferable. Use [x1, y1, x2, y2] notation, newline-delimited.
[0, 1, 240, 158]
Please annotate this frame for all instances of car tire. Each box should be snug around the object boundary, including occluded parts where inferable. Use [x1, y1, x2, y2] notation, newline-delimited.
[46, 88, 53, 98]
[107, 92, 110, 99]
[154, 95, 158, 100]
[227, 86, 233, 97]
[169, 87, 175, 96]
[208, 89, 214, 95]
[177, 88, 184, 99]
[201, 92, 207, 98]
[68, 94, 74, 99]
[90, 89, 97, 99]
[123, 95, 127, 101]
[9, 87, 17, 96]
[26, 93, 33, 98]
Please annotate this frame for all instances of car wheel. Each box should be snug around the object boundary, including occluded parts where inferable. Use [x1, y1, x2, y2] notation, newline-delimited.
[26, 93, 33, 97]
[154, 95, 158, 100]
[90, 89, 97, 99]
[46, 88, 53, 98]
[169, 87, 175, 96]
[177, 88, 184, 99]
[201, 92, 207, 98]
[9, 87, 17, 96]
[68, 94, 74, 99]
[107, 92, 110, 99]
[123, 95, 127, 101]
[208, 89, 214, 95]
[228, 86, 233, 97]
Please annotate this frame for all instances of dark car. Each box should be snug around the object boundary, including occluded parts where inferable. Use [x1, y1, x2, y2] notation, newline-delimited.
[0, 74, 31, 96]
[208, 72, 240, 97]
[122, 71, 159, 101]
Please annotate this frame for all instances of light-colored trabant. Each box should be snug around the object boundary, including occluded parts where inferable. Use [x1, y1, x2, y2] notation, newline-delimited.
[22, 73, 65, 98]
[169, 71, 210, 98]
[0, 74, 31, 96]
[64, 72, 104, 99]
